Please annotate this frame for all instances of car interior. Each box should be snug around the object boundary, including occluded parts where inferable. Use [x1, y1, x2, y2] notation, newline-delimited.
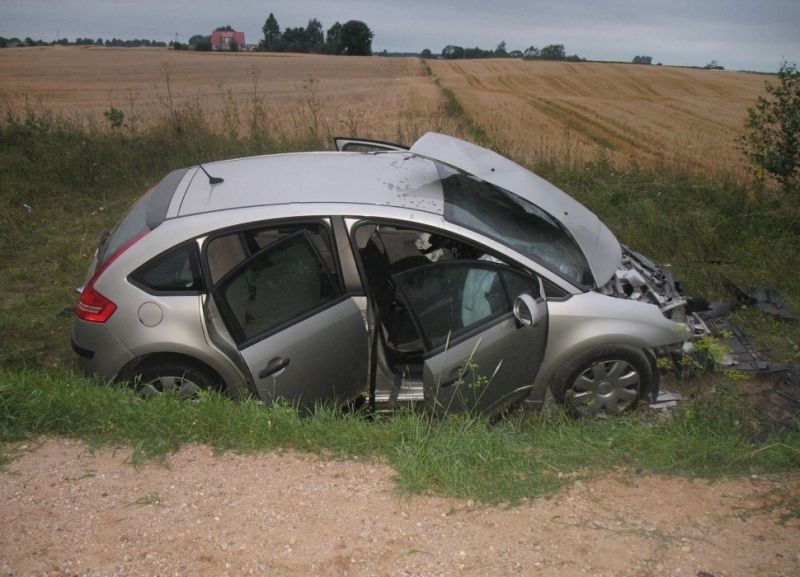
[353, 223, 518, 381]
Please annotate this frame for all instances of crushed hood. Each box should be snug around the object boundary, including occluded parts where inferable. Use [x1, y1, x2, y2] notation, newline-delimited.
[410, 132, 622, 287]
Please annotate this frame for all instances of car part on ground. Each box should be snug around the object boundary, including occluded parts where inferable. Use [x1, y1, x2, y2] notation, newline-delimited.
[760, 366, 800, 433]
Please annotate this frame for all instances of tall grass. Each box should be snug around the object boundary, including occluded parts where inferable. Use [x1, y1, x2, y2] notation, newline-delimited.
[2, 369, 798, 503]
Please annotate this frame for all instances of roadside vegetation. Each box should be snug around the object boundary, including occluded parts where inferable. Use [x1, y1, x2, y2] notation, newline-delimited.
[0, 74, 798, 503]
[2, 369, 798, 504]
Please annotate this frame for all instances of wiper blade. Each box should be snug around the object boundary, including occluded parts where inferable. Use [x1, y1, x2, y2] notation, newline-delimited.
[96, 230, 110, 262]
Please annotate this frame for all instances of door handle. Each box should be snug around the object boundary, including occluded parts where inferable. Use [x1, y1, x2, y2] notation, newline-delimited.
[259, 357, 291, 379]
[440, 367, 464, 388]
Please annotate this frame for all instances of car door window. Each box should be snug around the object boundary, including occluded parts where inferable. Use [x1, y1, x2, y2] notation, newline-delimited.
[206, 222, 338, 287]
[213, 231, 339, 345]
[393, 262, 515, 351]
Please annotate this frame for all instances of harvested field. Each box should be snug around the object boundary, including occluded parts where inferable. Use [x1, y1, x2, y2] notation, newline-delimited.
[0, 46, 451, 143]
[428, 59, 769, 177]
[0, 47, 771, 175]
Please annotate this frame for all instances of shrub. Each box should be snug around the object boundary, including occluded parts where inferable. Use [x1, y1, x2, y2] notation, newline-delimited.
[740, 62, 800, 197]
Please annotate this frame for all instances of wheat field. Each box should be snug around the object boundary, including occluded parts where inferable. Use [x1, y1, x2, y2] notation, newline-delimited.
[428, 59, 768, 177]
[0, 46, 770, 177]
[0, 46, 451, 143]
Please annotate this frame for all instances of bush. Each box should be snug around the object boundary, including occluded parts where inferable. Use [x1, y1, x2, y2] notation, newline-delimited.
[740, 62, 800, 197]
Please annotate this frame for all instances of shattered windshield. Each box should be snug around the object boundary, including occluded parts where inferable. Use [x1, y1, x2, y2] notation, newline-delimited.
[441, 169, 593, 288]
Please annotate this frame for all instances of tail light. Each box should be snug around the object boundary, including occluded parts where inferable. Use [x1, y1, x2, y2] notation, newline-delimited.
[75, 229, 149, 323]
[76, 280, 117, 323]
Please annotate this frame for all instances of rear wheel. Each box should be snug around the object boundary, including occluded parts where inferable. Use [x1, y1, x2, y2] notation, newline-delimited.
[551, 345, 652, 417]
[134, 359, 217, 399]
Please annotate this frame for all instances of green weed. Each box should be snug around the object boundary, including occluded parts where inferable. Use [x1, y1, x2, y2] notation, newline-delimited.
[2, 368, 798, 504]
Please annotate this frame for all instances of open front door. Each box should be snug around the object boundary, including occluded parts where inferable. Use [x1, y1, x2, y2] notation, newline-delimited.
[393, 261, 548, 415]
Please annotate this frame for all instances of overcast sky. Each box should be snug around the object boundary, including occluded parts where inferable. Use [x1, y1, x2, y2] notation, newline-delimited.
[2, 0, 798, 71]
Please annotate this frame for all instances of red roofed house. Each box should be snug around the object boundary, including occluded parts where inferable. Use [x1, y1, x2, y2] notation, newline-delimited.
[211, 28, 245, 51]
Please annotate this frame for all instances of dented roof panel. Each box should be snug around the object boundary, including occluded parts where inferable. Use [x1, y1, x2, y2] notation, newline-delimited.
[172, 152, 445, 218]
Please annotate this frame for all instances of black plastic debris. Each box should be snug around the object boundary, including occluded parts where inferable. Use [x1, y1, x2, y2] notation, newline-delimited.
[701, 316, 784, 374]
[723, 280, 798, 321]
[759, 365, 800, 433]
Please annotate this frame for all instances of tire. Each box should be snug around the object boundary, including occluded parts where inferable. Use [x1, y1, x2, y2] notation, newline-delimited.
[134, 359, 217, 399]
[550, 345, 652, 417]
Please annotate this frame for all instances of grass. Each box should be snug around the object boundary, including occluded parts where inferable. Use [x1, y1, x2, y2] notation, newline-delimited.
[0, 88, 799, 504]
[2, 368, 799, 504]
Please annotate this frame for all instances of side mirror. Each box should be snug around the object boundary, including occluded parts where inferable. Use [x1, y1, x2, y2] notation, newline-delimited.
[513, 294, 539, 327]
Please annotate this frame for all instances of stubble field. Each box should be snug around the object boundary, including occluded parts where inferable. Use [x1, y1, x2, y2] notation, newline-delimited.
[0, 46, 769, 177]
[0, 46, 451, 143]
[428, 59, 767, 177]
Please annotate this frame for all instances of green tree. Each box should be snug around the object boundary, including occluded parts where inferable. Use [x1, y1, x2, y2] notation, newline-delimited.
[261, 12, 281, 51]
[740, 62, 800, 195]
[442, 45, 465, 59]
[421, 48, 432, 58]
[282, 27, 308, 52]
[339, 20, 373, 55]
[325, 22, 342, 54]
[523, 46, 540, 59]
[306, 18, 324, 52]
[188, 34, 210, 47]
[540, 44, 566, 60]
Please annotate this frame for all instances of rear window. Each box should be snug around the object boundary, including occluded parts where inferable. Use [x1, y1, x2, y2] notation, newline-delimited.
[100, 168, 189, 265]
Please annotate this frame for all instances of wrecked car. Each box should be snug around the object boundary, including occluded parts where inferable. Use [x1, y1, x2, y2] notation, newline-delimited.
[72, 132, 700, 416]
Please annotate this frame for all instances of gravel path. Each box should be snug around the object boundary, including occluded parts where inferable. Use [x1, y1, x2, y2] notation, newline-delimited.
[1, 438, 798, 577]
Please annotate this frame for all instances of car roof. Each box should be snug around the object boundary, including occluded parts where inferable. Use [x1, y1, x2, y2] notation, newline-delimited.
[165, 132, 621, 287]
[169, 152, 444, 218]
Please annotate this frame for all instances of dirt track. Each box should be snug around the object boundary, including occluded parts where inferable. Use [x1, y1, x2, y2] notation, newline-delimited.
[1, 438, 798, 577]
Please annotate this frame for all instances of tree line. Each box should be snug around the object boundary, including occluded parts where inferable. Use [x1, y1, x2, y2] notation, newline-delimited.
[258, 13, 373, 56]
[437, 42, 584, 61]
[0, 37, 167, 48]
[1, 12, 374, 56]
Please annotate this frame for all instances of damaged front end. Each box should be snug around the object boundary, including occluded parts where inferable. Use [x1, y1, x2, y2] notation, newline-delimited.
[599, 245, 709, 352]
[597, 246, 710, 404]
[600, 246, 702, 323]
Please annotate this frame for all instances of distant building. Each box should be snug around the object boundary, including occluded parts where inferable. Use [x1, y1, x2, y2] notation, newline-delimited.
[210, 28, 245, 51]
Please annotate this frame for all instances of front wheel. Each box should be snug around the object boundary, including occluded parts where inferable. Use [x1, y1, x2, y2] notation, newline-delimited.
[550, 345, 652, 417]
[134, 359, 218, 399]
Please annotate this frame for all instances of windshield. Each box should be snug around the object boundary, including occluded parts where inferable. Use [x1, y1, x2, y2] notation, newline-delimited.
[441, 170, 593, 288]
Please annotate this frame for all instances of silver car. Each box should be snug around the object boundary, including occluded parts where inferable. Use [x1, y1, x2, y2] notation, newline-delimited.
[72, 133, 699, 416]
